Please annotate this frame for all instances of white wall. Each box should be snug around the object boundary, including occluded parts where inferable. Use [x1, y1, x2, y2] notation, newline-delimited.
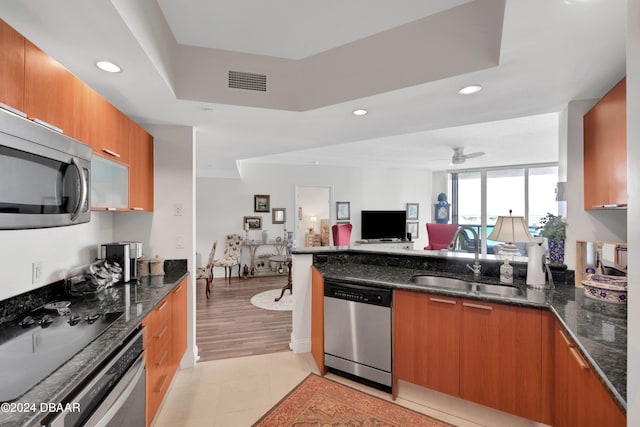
[627, 0, 639, 422]
[113, 125, 197, 368]
[563, 100, 627, 271]
[197, 163, 433, 275]
[0, 213, 114, 300]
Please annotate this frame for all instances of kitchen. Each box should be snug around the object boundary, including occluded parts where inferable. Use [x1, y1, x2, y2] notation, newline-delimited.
[1, 0, 639, 426]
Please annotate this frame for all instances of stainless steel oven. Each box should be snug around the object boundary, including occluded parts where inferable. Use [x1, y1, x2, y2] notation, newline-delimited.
[0, 107, 91, 229]
[47, 328, 145, 427]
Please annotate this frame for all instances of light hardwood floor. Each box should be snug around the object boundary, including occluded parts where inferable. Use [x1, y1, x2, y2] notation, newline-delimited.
[195, 275, 292, 362]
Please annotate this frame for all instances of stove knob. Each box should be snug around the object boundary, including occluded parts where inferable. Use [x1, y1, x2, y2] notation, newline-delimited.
[68, 314, 82, 326]
[40, 315, 54, 328]
[86, 313, 101, 325]
[19, 316, 36, 328]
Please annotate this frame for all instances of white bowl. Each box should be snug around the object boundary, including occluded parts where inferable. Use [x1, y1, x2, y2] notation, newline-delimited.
[582, 280, 627, 305]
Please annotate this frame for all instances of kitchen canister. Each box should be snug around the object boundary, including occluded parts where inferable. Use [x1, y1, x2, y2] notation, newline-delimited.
[149, 256, 165, 276]
[136, 257, 150, 277]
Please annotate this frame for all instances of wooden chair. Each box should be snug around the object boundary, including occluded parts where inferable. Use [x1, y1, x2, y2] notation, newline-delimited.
[424, 223, 459, 250]
[213, 234, 243, 280]
[196, 241, 217, 298]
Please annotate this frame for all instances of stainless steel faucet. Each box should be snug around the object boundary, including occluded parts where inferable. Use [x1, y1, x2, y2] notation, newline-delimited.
[448, 226, 482, 280]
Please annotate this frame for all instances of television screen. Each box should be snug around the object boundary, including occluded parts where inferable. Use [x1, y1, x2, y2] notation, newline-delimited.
[361, 210, 407, 240]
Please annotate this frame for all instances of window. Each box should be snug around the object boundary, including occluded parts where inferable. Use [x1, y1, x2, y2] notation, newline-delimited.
[449, 165, 559, 254]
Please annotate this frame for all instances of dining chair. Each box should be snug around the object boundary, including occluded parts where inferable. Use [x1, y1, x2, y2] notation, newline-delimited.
[213, 234, 243, 280]
[332, 223, 353, 246]
[424, 223, 459, 250]
[196, 241, 217, 298]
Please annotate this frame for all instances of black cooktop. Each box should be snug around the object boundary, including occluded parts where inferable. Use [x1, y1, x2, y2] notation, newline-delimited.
[0, 304, 122, 402]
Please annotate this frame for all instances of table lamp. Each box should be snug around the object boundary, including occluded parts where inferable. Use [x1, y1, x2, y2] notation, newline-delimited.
[487, 210, 534, 283]
[309, 216, 317, 233]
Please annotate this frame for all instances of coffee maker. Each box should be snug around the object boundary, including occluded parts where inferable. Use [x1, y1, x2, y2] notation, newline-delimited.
[100, 241, 143, 283]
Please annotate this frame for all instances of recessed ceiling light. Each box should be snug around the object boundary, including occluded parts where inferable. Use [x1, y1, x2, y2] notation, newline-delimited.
[458, 85, 482, 95]
[96, 61, 121, 73]
[352, 109, 368, 116]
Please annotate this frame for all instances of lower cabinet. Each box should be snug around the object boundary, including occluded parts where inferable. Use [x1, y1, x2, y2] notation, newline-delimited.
[143, 278, 188, 426]
[311, 266, 326, 374]
[554, 321, 625, 427]
[393, 290, 552, 424]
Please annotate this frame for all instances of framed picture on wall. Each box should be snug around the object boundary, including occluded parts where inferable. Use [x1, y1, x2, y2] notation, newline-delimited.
[243, 216, 262, 230]
[272, 208, 286, 224]
[406, 203, 419, 220]
[406, 221, 419, 239]
[336, 201, 350, 220]
[254, 195, 270, 212]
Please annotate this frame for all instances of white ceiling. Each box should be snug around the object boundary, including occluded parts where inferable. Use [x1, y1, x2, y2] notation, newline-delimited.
[1, 0, 627, 178]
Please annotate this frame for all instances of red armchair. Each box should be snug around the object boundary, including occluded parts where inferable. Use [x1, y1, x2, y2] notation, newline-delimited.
[332, 223, 352, 246]
[424, 223, 459, 250]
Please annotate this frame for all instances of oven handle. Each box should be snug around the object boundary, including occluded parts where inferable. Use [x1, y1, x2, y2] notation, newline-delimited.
[84, 354, 145, 427]
[69, 156, 87, 221]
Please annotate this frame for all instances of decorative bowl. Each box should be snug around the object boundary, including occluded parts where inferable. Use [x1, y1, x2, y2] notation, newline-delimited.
[582, 280, 627, 305]
[586, 273, 627, 287]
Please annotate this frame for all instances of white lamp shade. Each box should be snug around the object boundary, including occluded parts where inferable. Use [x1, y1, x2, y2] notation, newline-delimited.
[487, 216, 534, 244]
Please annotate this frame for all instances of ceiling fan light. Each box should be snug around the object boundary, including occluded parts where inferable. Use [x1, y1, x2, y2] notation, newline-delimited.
[458, 85, 482, 95]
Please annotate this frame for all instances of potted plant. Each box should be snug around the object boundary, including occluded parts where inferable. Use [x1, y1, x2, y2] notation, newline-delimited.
[537, 213, 567, 263]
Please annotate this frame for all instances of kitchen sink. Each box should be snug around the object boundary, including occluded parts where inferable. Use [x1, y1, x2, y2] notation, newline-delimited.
[471, 283, 523, 297]
[410, 275, 470, 291]
[410, 275, 523, 297]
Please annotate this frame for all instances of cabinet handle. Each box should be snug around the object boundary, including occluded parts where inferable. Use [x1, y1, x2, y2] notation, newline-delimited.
[155, 375, 168, 393]
[559, 329, 573, 347]
[102, 148, 121, 158]
[155, 350, 168, 366]
[463, 302, 493, 311]
[155, 325, 168, 339]
[157, 300, 168, 312]
[32, 118, 63, 133]
[106, 207, 117, 211]
[591, 205, 605, 209]
[429, 297, 457, 305]
[173, 284, 184, 293]
[130, 207, 144, 211]
[0, 102, 27, 118]
[569, 347, 589, 370]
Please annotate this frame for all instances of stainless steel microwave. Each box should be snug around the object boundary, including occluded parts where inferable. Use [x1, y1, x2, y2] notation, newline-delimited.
[0, 107, 91, 229]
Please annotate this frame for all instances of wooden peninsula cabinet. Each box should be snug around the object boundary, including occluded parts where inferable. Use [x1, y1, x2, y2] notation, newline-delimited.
[583, 77, 627, 210]
[311, 267, 326, 374]
[143, 278, 188, 426]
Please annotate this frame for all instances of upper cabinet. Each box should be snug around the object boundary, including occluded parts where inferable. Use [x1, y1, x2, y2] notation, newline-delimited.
[92, 97, 130, 165]
[0, 21, 25, 112]
[583, 77, 627, 210]
[129, 122, 154, 211]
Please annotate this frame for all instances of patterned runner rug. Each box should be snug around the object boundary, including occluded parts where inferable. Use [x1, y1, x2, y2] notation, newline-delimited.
[253, 374, 456, 427]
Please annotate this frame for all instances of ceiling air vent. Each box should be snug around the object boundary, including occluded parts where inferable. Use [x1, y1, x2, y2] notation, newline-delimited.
[228, 71, 267, 92]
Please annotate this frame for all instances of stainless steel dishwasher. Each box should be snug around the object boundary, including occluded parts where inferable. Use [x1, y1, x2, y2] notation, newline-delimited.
[323, 280, 392, 391]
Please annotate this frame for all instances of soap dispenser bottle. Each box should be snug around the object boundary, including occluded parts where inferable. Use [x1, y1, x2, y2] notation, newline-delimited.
[500, 257, 513, 284]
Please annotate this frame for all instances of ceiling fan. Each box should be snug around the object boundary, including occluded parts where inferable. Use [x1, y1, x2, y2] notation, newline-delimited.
[451, 147, 485, 165]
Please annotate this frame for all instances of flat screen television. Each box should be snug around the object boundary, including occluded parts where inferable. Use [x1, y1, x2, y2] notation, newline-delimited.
[361, 210, 407, 241]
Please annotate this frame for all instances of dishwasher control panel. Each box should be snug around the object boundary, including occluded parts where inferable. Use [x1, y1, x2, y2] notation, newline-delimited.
[324, 281, 392, 307]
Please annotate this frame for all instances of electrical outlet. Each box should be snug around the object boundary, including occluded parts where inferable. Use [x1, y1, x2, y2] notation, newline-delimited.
[176, 236, 185, 249]
[32, 261, 43, 284]
[174, 203, 183, 216]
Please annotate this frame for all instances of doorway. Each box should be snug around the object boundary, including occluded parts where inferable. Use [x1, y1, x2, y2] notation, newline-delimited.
[295, 186, 331, 248]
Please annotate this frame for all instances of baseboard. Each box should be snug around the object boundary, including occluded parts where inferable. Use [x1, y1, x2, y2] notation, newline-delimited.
[291, 337, 311, 353]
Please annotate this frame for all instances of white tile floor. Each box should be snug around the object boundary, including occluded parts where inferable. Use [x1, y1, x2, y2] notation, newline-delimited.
[152, 351, 549, 427]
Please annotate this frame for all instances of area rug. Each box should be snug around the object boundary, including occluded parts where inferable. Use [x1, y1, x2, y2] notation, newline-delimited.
[253, 374, 455, 427]
[250, 289, 293, 311]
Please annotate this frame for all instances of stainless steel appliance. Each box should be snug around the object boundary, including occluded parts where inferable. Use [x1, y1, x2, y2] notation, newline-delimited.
[0, 305, 123, 402]
[323, 280, 392, 391]
[47, 328, 145, 427]
[101, 242, 143, 283]
[0, 107, 91, 229]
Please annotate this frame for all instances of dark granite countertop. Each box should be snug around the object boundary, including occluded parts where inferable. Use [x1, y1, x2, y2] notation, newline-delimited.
[0, 262, 188, 427]
[313, 261, 626, 411]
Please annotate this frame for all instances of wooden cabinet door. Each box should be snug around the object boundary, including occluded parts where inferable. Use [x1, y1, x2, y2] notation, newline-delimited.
[24, 40, 76, 133]
[584, 77, 627, 209]
[554, 323, 625, 427]
[93, 97, 130, 164]
[129, 122, 154, 211]
[311, 267, 325, 374]
[460, 300, 543, 422]
[393, 291, 460, 397]
[0, 20, 25, 112]
[171, 279, 188, 368]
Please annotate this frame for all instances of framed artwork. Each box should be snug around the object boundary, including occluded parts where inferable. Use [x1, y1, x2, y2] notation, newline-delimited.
[406, 203, 419, 220]
[406, 221, 419, 239]
[254, 194, 270, 212]
[336, 201, 350, 221]
[272, 208, 286, 224]
[336, 221, 351, 225]
[243, 216, 262, 230]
